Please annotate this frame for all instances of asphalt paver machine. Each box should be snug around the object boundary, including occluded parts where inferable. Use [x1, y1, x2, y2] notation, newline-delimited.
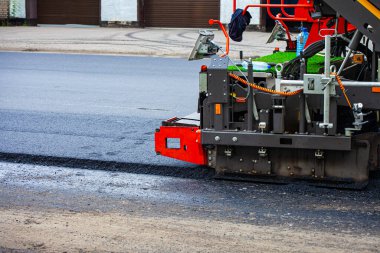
[155, 0, 380, 188]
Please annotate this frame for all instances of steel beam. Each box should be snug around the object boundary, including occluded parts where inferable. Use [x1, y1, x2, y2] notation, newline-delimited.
[202, 131, 352, 151]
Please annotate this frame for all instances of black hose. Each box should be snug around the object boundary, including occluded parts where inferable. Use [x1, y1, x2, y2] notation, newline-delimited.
[282, 34, 373, 80]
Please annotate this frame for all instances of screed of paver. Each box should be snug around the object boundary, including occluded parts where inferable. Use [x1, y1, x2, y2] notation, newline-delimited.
[0, 208, 378, 253]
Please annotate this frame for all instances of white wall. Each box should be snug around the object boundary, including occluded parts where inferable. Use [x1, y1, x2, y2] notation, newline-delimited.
[101, 0, 137, 22]
[9, 0, 25, 18]
[220, 0, 260, 25]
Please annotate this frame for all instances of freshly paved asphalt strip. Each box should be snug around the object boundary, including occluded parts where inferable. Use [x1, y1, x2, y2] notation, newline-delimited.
[0, 52, 207, 166]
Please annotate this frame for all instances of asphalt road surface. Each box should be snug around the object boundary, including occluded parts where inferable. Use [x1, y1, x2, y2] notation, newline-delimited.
[0, 52, 380, 252]
[0, 52, 207, 167]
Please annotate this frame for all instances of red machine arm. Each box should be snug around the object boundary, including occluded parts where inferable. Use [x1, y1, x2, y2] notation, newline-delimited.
[209, 19, 230, 57]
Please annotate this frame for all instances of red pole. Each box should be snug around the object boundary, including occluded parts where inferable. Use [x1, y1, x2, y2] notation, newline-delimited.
[276, 14, 296, 50]
[242, 3, 313, 17]
[209, 19, 230, 57]
[280, 0, 294, 18]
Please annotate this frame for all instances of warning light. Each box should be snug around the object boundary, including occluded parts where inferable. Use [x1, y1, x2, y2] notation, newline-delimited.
[201, 65, 208, 72]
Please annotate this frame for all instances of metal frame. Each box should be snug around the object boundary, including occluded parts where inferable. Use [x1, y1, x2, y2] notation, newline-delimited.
[201, 131, 352, 151]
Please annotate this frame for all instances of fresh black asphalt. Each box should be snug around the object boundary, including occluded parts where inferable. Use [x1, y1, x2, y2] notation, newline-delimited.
[0, 52, 207, 166]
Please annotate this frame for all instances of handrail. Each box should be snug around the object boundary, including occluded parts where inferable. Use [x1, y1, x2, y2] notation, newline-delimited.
[232, 0, 313, 22]
[209, 19, 230, 57]
[280, 0, 295, 18]
[243, 3, 312, 16]
[275, 13, 296, 50]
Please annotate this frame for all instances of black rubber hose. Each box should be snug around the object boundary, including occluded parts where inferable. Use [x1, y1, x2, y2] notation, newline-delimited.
[282, 34, 373, 80]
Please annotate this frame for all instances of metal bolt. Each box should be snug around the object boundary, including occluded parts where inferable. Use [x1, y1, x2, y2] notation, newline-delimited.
[287, 166, 291, 170]
[240, 158, 243, 162]
[208, 150, 212, 155]
[290, 172, 294, 176]
[252, 160, 257, 164]
[268, 161, 271, 164]
[232, 137, 238, 142]
[268, 172, 271, 175]
[215, 136, 221, 142]
[208, 156, 212, 161]
[208, 162, 212, 166]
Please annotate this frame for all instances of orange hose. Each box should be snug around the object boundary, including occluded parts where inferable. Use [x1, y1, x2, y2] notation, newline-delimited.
[229, 73, 303, 97]
[230, 73, 352, 107]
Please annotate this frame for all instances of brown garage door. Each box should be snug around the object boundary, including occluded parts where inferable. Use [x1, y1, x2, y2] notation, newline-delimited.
[144, 0, 220, 28]
[38, 0, 100, 25]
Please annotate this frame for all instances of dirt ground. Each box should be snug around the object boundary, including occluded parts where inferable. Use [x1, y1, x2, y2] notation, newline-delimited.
[1, 208, 379, 253]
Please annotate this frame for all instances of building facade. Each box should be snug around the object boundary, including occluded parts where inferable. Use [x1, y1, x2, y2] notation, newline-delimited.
[0, 0, 9, 20]
[7, 0, 264, 28]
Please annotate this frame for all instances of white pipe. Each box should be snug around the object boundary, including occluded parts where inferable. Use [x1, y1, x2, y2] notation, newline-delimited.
[280, 80, 380, 87]
[322, 36, 332, 128]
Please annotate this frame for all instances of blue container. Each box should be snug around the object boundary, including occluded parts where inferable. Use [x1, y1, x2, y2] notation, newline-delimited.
[296, 27, 309, 56]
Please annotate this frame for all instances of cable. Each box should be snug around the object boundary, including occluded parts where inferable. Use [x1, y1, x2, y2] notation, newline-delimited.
[217, 47, 251, 99]
[229, 73, 303, 96]
[334, 73, 352, 109]
[218, 47, 303, 97]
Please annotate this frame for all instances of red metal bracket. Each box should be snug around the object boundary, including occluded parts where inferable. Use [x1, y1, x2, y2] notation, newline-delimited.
[155, 126, 207, 165]
[209, 19, 230, 57]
